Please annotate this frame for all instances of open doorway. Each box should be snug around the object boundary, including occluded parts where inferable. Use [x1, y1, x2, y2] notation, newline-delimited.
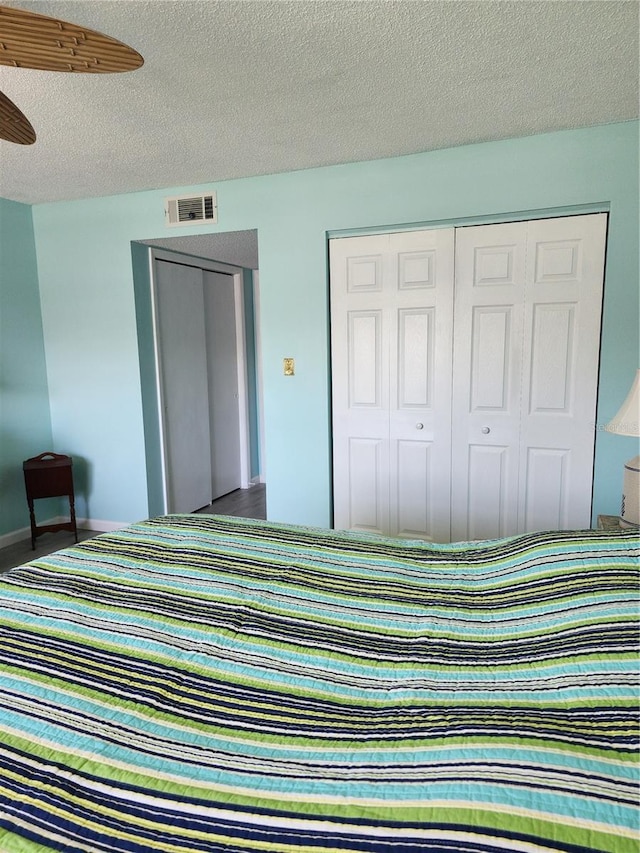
[132, 230, 265, 521]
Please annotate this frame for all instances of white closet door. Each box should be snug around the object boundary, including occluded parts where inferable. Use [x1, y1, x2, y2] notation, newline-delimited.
[331, 234, 390, 535]
[451, 214, 607, 539]
[451, 222, 526, 540]
[155, 260, 212, 513]
[330, 228, 454, 540]
[518, 214, 607, 531]
[388, 230, 454, 540]
[203, 270, 242, 500]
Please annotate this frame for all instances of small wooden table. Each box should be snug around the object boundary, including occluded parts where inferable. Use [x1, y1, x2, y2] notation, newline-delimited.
[23, 452, 78, 550]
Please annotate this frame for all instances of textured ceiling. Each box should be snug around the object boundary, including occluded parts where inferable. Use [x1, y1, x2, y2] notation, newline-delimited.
[0, 0, 638, 206]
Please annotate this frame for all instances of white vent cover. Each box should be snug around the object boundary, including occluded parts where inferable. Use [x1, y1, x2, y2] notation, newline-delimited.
[165, 192, 217, 227]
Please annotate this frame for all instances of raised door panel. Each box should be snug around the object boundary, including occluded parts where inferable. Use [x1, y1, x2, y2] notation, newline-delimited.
[395, 440, 434, 539]
[397, 308, 434, 409]
[470, 306, 513, 412]
[348, 311, 383, 408]
[465, 444, 513, 540]
[347, 254, 383, 293]
[523, 448, 570, 531]
[473, 243, 518, 287]
[533, 236, 582, 285]
[528, 303, 576, 414]
[347, 438, 388, 533]
[397, 249, 437, 290]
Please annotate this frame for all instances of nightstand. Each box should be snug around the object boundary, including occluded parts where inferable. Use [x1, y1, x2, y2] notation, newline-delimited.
[597, 514, 638, 532]
[23, 452, 78, 550]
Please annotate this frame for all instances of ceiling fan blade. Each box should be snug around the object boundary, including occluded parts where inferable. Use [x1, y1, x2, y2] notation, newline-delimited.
[0, 88, 35, 143]
[0, 4, 143, 72]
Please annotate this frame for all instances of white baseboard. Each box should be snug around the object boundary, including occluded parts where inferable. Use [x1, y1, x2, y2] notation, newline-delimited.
[0, 525, 34, 549]
[76, 518, 130, 533]
[251, 475, 266, 486]
[0, 516, 129, 549]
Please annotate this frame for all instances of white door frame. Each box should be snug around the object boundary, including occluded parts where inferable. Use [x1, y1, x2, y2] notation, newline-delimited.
[252, 270, 266, 484]
[149, 247, 251, 513]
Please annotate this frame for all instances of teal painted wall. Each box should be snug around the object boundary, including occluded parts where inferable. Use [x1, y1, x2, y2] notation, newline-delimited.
[0, 198, 55, 535]
[33, 194, 151, 524]
[30, 122, 639, 529]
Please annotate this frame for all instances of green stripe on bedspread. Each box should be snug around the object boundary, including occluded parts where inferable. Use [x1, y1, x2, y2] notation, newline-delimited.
[0, 515, 637, 852]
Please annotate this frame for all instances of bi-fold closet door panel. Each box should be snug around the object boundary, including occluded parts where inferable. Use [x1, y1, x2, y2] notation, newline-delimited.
[450, 222, 525, 540]
[330, 229, 454, 542]
[155, 260, 212, 514]
[451, 214, 607, 540]
[330, 213, 607, 542]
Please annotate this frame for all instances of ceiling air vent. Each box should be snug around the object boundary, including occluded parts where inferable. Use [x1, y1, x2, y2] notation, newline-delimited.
[165, 192, 217, 227]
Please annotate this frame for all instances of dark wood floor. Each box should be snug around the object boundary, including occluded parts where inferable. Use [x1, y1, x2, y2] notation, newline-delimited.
[0, 528, 96, 573]
[196, 483, 266, 520]
[0, 484, 267, 573]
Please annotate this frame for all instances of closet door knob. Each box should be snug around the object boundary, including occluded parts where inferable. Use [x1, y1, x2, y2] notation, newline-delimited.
[481, 426, 491, 434]
[416, 423, 424, 430]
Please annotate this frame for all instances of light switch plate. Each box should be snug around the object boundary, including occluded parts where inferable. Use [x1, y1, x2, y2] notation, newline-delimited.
[283, 358, 295, 376]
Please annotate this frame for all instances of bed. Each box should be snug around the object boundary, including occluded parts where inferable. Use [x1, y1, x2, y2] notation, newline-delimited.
[0, 513, 637, 852]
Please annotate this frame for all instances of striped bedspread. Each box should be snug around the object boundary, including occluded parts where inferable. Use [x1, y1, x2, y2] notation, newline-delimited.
[0, 515, 637, 852]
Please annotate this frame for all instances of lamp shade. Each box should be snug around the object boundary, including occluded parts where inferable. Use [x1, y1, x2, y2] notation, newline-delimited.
[606, 369, 640, 526]
[606, 369, 640, 437]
